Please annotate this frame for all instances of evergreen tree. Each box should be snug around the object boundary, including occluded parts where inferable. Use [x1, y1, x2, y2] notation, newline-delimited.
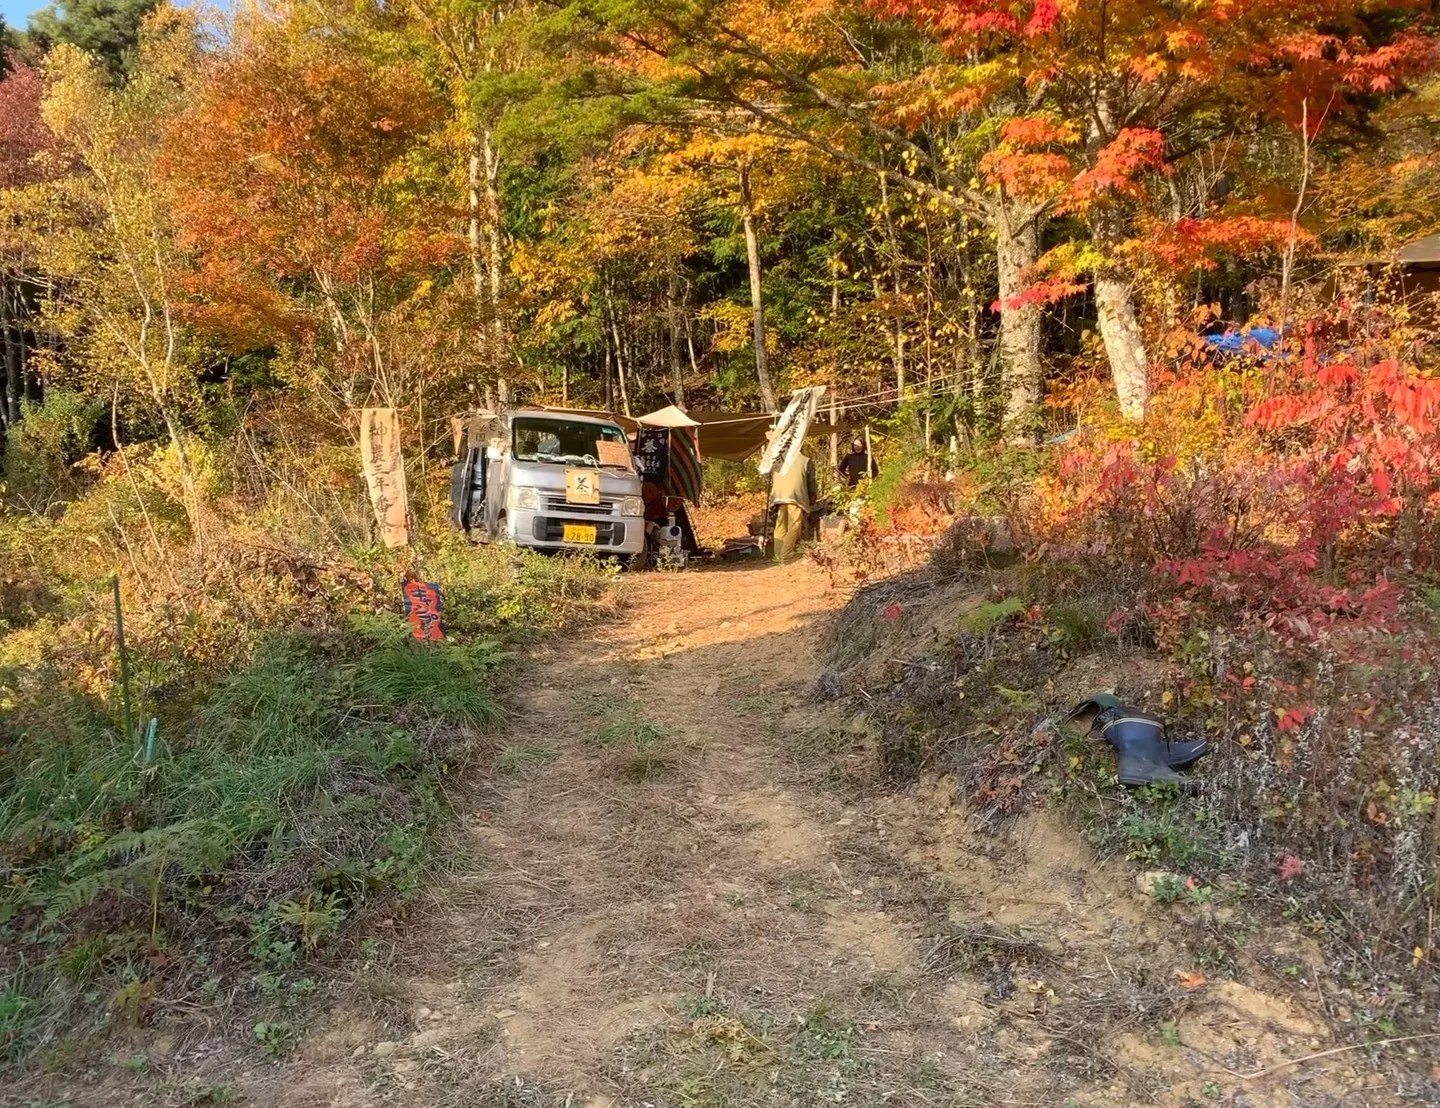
[27, 0, 158, 76]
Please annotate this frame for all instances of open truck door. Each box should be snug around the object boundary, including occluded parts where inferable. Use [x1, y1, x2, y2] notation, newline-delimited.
[449, 409, 502, 536]
[448, 447, 484, 532]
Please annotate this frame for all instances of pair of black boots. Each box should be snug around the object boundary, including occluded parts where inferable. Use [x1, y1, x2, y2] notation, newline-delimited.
[1067, 692, 1209, 786]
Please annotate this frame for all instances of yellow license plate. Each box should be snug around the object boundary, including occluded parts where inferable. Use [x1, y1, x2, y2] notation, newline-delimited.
[563, 523, 597, 544]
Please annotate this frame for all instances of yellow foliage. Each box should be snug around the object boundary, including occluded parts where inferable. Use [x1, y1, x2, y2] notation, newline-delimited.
[700, 301, 756, 353]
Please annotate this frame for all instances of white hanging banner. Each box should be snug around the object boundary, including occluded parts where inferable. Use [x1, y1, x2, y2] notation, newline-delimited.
[758, 386, 825, 477]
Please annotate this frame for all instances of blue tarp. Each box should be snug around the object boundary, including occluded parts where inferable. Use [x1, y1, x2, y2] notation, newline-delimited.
[1202, 327, 1282, 355]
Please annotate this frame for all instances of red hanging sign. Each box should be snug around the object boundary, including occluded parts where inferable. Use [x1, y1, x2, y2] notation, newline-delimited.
[402, 578, 445, 642]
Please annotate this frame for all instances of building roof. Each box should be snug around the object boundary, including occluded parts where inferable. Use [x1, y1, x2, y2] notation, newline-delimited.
[1396, 232, 1440, 265]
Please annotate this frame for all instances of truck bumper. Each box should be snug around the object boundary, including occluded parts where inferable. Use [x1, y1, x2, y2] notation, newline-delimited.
[506, 509, 645, 556]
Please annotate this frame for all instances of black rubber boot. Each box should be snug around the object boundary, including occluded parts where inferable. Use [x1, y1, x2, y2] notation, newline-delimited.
[1067, 695, 1209, 770]
[1096, 708, 1209, 785]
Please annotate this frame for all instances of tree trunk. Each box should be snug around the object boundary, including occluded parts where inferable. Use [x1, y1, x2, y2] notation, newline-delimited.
[0, 279, 19, 427]
[828, 390, 838, 471]
[1090, 208, 1149, 420]
[479, 126, 508, 405]
[1093, 272, 1149, 420]
[667, 265, 686, 408]
[602, 334, 613, 412]
[468, 138, 484, 318]
[738, 161, 778, 412]
[466, 137, 491, 397]
[878, 171, 905, 396]
[829, 261, 840, 469]
[606, 292, 632, 417]
[684, 304, 701, 376]
[954, 226, 982, 405]
[993, 206, 1043, 435]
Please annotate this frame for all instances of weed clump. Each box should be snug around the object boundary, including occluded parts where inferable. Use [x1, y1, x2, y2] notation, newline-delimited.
[347, 633, 503, 727]
[590, 699, 681, 781]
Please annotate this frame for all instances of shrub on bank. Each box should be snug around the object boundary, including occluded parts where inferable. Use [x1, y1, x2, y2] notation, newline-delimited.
[832, 309, 1440, 1018]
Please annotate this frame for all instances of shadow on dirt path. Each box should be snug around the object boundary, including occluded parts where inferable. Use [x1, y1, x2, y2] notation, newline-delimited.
[220, 561, 1414, 1108]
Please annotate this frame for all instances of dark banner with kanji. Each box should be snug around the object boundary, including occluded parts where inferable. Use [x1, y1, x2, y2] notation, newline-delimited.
[635, 428, 669, 484]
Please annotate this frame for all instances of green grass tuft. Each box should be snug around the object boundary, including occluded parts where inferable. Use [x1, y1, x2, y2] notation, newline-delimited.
[0, 975, 32, 1063]
[347, 639, 501, 728]
[959, 596, 1025, 635]
[1046, 600, 1103, 647]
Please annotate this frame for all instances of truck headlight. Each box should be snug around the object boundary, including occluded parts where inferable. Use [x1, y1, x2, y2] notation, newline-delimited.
[620, 495, 645, 517]
[507, 485, 541, 512]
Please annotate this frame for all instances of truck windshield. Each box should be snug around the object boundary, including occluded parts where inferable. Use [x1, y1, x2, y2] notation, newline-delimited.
[512, 417, 629, 467]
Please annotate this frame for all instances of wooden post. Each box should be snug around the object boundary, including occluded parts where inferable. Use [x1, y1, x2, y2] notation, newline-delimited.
[113, 575, 134, 740]
[828, 392, 838, 471]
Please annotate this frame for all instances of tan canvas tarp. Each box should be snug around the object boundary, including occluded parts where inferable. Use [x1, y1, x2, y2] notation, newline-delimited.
[692, 411, 862, 461]
[686, 411, 774, 461]
[1397, 233, 1440, 265]
[636, 404, 701, 429]
[360, 407, 410, 548]
[524, 403, 859, 462]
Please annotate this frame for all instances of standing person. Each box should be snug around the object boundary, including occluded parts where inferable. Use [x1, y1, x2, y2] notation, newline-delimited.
[770, 451, 817, 562]
[838, 437, 876, 487]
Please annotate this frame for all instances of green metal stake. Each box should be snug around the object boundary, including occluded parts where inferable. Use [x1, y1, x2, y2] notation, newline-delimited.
[113, 574, 134, 741]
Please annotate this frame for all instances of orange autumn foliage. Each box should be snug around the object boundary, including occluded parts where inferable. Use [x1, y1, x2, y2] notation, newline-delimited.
[162, 17, 457, 351]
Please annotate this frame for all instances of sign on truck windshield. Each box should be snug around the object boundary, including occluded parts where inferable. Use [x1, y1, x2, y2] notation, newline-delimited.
[512, 417, 629, 467]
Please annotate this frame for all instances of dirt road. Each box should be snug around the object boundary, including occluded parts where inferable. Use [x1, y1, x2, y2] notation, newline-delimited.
[235, 561, 1410, 1108]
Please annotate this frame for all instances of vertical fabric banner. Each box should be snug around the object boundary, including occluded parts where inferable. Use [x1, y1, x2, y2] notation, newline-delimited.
[635, 427, 670, 485]
[666, 425, 703, 505]
[360, 407, 410, 548]
[402, 578, 445, 641]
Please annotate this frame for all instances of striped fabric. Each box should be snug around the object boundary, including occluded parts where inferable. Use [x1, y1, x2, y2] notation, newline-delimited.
[666, 425, 703, 505]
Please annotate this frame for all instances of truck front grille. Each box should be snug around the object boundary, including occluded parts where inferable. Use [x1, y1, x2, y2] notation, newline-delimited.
[543, 495, 618, 516]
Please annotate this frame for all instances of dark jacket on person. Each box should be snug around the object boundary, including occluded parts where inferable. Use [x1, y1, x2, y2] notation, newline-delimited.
[839, 450, 876, 487]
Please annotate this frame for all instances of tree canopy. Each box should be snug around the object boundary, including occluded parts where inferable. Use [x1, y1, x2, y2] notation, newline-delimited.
[27, 0, 159, 75]
[0, 0, 1435, 441]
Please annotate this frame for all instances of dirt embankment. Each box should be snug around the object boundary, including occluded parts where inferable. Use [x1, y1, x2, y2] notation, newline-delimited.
[23, 559, 1434, 1108]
